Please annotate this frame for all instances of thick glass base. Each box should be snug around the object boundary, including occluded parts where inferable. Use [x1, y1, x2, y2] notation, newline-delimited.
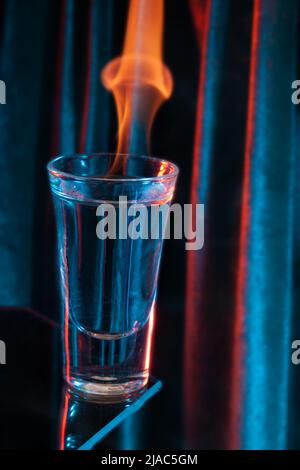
[67, 374, 148, 403]
[62, 377, 163, 450]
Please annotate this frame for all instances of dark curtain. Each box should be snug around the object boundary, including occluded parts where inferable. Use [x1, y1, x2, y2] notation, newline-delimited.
[0, 0, 114, 309]
[185, 0, 300, 450]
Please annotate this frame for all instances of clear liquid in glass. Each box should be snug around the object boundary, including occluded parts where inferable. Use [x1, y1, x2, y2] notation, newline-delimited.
[54, 195, 166, 401]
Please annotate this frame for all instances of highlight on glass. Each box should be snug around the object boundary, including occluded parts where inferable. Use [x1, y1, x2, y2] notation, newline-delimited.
[47, 153, 178, 401]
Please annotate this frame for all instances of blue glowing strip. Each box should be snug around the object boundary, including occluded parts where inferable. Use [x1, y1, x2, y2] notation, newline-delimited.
[78, 379, 162, 450]
[197, 0, 230, 203]
[60, 0, 76, 153]
[85, 0, 113, 153]
[121, 415, 136, 450]
[241, 0, 298, 450]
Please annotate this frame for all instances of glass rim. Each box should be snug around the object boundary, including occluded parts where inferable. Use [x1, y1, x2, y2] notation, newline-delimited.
[47, 153, 179, 183]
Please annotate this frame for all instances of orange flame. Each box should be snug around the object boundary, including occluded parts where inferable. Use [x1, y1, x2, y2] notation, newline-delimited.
[101, 0, 173, 172]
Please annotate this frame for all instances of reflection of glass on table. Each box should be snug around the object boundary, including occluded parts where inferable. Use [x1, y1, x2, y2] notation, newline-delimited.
[59, 378, 162, 450]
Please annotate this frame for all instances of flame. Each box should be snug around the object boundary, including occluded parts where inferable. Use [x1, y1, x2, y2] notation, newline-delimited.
[101, 0, 173, 173]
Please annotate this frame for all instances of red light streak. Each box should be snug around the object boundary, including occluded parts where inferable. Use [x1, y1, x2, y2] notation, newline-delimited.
[59, 391, 70, 450]
[62, 208, 71, 383]
[184, 0, 212, 448]
[230, 0, 261, 449]
[144, 303, 155, 373]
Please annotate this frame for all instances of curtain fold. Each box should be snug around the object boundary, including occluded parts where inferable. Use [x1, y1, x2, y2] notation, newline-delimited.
[0, 0, 49, 305]
[0, 0, 114, 307]
[185, 0, 300, 450]
[233, 0, 299, 450]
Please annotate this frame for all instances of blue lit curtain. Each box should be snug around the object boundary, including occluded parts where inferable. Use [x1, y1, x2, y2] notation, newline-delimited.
[185, 0, 300, 450]
[0, 0, 113, 307]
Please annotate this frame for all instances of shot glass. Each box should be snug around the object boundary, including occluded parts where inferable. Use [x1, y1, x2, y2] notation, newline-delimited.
[47, 153, 178, 401]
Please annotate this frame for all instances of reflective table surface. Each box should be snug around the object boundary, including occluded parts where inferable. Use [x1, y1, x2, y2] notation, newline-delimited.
[0, 307, 183, 450]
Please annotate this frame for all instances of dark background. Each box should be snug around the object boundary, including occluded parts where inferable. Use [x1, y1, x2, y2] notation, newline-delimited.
[0, 0, 200, 450]
[1, 0, 300, 451]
